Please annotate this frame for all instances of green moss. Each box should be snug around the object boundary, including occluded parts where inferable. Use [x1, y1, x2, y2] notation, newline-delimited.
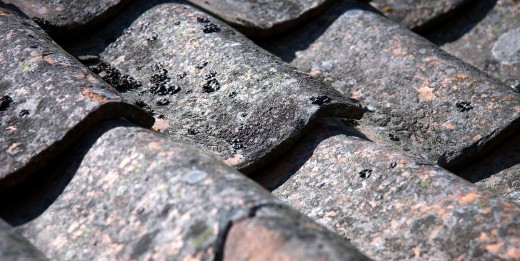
[270, 74, 284, 84]
[383, 6, 393, 12]
[191, 226, 213, 249]
[19, 62, 32, 72]
[420, 181, 429, 188]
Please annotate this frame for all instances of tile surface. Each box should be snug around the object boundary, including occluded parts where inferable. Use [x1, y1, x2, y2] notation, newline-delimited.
[370, 0, 470, 30]
[188, 0, 336, 37]
[72, 0, 362, 173]
[263, 0, 520, 170]
[15, 124, 367, 260]
[2, 0, 134, 36]
[0, 5, 153, 190]
[270, 122, 520, 260]
[426, 0, 520, 88]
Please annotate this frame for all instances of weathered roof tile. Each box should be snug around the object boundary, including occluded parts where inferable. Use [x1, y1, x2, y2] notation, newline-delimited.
[262, 0, 520, 170]
[12, 123, 368, 260]
[266, 121, 520, 260]
[1, 0, 133, 37]
[0, 5, 154, 190]
[426, 0, 520, 88]
[370, 0, 470, 30]
[188, 0, 336, 37]
[70, 0, 362, 173]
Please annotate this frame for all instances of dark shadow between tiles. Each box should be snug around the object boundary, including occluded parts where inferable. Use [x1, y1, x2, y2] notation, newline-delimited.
[458, 130, 520, 183]
[423, 0, 497, 45]
[256, 1, 380, 63]
[0, 120, 135, 226]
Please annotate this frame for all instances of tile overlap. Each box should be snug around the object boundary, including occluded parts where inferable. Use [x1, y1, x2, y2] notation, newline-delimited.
[263, 0, 520, 170]
[1, 0, 519, 260]
[70, 0, 362, 173]
[0, 4, 153, 190]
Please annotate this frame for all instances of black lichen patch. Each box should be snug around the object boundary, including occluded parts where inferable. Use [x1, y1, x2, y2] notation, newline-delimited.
[0, 95, 13, 111]
[359, 169, 372, 179]
[389, 162, 397, 169]
[456, 101, 473, 112]
[156, 99, 170, 106]
[19, 109, 30, 118]
[146, 33, 158, 42]
[389, 134, 400, 141]
[310, 95, 332, 106]
[89, 61, 141, 92]
[177, 72, 187, 80]
[196, 16, 220, 33]
[203, 23, 220, 33]
[202, 71, 220, 93]
[187, 128, 199, 135]
[196, 17, 210, 23]
[134, 100, 154, 115]
[149, 64, 181, 95]
[228, 91, 237, 98]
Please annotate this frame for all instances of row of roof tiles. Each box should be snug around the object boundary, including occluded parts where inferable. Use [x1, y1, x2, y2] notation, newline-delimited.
[0, 0, 519, 260]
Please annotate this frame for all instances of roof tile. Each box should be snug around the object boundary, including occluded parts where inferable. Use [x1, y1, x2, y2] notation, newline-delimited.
[370, 0, 470, 30]
[1, 0, 133, 37]
[262, 0, 520, 170]
[0, 5, 153, 190]
[13, 123, 368, 260]
[188, 0, 336, 37]
[71, 0, 362, 173]
[426, 0, 520, 88]
[267, 121, 520, 260]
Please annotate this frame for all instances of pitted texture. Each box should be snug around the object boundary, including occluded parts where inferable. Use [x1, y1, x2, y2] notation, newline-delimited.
[370, 0, 470, 30]
[270, 125, 520, 260]
[263, 0, 520, 169]
[72, 0, 362, 173]
[0, 6, 153, 189]
[426, 0, 520, 88]
[2, 0, 133, 36]
[187, 0, 336, 37]
[15, 125, 367, 260]
[0, 219, 48, 260]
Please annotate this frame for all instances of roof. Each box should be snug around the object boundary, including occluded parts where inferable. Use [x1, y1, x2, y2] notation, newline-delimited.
[0, 0, 519, 260]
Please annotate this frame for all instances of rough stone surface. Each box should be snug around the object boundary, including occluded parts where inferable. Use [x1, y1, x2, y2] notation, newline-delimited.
[267, 120, 520, 260]
[370, 0, 470, 30]
[426, 0, 520, 88]
[459, 132, 520, 206]
[1, 0, 134, 37]
[224, 205, 370, 261]
[0, 219, 48, 260]
[69, 0, 363, 173]
[262, 0, 520, 170]
[0, 5, 153, 190]
[187, 0, 336, 37]
[11, 123, 367, 260]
